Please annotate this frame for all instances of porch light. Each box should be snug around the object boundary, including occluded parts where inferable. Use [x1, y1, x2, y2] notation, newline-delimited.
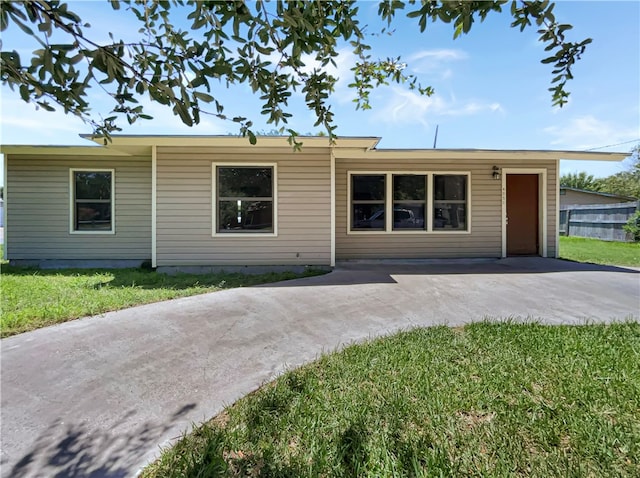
[492, 166, 501, 180]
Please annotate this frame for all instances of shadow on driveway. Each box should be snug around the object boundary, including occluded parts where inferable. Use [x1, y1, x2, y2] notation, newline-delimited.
[5, 404, 196, 478]
[2, 256, 638, 477]
[257, 257, 639, 288]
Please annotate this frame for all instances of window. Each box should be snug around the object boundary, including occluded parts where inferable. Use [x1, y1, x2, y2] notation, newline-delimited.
[71, 170, 114, 232]
[349, 172, 469, 233]
[393, 175, 427, 230]
[215, 165, 275, 234]
[433, 175, 467, 230]
[352, 175, 386, 230]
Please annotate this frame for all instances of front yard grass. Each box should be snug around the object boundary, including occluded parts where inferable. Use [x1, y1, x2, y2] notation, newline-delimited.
[143, 322, 640, 478]
[0, 265, 323, 338]
[559, 236, 640, 267]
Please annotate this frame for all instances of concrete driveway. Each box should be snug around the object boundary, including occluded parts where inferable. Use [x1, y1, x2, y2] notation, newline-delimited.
[1, 258, 639, 477]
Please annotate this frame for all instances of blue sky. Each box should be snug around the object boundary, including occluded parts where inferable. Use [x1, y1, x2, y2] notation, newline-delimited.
[1, 0, 639, 185]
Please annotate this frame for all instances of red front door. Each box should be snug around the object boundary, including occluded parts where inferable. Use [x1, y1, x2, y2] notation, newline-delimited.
[506, 174, 539, 256]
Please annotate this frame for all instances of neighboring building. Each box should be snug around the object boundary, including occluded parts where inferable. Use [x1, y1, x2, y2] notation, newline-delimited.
[560, 187, 636, 207]
[1, 136, 627, 270]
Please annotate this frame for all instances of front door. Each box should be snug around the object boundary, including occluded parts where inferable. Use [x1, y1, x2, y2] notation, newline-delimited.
[506, 174, 539, 256]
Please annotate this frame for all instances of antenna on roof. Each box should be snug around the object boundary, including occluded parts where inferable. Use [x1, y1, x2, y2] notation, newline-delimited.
[433, 125, 439, 149]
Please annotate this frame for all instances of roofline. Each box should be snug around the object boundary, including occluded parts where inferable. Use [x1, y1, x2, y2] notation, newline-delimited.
[0, 145, 131, 156]
[334, 148, 629, 161]
[79, 134, 382, 150]
[1, 136, 628, 161]
[560, 187, 637, 200]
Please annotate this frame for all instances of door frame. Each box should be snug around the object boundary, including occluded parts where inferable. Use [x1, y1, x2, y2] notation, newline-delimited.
[501, 168, 547, 258]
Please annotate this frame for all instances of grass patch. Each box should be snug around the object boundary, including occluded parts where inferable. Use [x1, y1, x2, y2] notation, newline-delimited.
[0, 265, 324, 338]
[559, 236, 640, 267]
[143, 322, 640, 478]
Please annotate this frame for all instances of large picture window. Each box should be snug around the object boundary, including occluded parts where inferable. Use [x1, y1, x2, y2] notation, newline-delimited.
[349, 172, 469, 233]
[71, 170, 114, 232]
[216, 165, 275, 234]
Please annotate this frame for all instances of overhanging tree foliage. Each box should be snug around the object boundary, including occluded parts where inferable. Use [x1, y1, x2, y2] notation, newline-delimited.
[560, 171, 601, 191]
[561, 146, 640, 199]
[0, 0, 592, 145]
[597, 146, 640, 199]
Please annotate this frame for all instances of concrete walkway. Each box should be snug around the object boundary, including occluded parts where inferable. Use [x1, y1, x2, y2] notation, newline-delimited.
[1, 258, 639, 477]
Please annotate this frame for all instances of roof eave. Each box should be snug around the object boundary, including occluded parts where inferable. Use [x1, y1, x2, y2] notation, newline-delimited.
[334, 148, 629, 161]
[0, 145, 132, 156]
[79, 134, 381, 150]
[560, 187, 637, 201]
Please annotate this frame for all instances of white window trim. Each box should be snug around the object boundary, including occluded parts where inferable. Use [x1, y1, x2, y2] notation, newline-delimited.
[151, 145, 157, 268]
[69, 168, 115, 235]
[330, 147, 336, 267]
[212, 162, 278, 238]
[347, 171, 471, 235]
[3, 155, 7, 245]
[555, 160, 560, 259]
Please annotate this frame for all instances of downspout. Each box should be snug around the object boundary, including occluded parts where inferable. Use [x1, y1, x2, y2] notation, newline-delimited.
[151, 145, 157, 268]
[330, 146, 336, 267]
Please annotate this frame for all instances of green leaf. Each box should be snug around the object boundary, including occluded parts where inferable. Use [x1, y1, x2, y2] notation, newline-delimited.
[13, 17, 34, 36]
[36, 101, 55, 112]
[193, 91, 214, 103]
[19, 84, 30, 102]
[173, 102, 193, 126]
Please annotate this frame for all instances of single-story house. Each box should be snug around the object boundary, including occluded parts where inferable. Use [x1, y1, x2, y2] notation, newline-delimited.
[560, 187, 636, 207]
[1, 135, 627, 271]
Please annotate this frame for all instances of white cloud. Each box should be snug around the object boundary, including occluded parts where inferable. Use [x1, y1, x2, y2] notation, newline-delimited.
[0, 89, 230, 145]
[372, 87, 503, 128]
[0, 97, 89, 144]
[408, 49, 468, 62]
[2, 113, 81, 133]
[407, 49, 468, 79]
[124, 99, 229, 135]
[543, 115, 640, 150]
[290, 48, 359, 104]
[293, 49, 467, 105]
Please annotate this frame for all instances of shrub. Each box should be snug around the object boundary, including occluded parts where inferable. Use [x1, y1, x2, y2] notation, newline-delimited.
[623, 210, 640, 242]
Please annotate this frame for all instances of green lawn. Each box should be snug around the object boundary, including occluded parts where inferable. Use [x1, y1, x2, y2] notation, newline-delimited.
[559, 236, 640, 267]
[143, 322, 640, 478]
[2, 236, 636, 338]
[0, 265, 323, 338]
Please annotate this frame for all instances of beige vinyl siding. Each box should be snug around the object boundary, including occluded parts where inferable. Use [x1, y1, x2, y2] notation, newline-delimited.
[336, 156, 557, 259]
[156, 146, 331, 266]
[6, 155, 151, 260]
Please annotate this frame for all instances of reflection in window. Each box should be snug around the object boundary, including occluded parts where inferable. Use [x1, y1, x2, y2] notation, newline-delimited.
[217, 166, 274, 233]
[350, 172, 469, 233]
[433, 175, 467, 230]
[73, 171, 113, 231]
[393, 175, 426, 230]
[352, 175, 386, 230]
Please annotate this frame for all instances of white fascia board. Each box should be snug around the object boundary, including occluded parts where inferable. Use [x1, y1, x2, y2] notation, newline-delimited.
[0, 145, 131, 156]
[80, 134, 381, 151]
[334, 149, 628, 161]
